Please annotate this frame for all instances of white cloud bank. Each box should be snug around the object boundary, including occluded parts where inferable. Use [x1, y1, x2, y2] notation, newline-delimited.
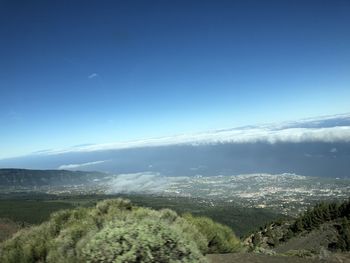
[58, 160, 106, 170]
[38, 114, 350, 156]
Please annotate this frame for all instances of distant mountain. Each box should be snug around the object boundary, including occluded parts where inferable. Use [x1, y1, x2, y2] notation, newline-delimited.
[1, 114, 350, 177]
[0, 169, 107, 187]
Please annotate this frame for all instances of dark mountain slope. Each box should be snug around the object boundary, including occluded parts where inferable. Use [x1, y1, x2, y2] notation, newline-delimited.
[246, 199, 350, 255]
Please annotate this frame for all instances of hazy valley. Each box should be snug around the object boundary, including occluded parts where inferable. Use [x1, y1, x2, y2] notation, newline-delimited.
[2, 169, 350, 217]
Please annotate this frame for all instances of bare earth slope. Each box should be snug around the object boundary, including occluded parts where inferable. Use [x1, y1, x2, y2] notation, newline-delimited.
[207, 253, 350, 263]
[274, 224, 338, 254]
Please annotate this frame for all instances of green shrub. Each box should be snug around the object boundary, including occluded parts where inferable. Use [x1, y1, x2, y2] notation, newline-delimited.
[0, 199, 208, 263]
[183, 213, 241, 253]
[80, 218, 206, 262]
[0, 223, 51, 263]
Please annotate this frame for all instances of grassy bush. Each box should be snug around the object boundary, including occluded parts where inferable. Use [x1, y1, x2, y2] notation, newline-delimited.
[0, 199, 208, 263]
[183, 213, 241, 253]
[80, 219, 206, 262]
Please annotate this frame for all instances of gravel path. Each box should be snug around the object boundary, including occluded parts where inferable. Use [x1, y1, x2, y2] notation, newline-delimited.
[206, 253, 350, 263]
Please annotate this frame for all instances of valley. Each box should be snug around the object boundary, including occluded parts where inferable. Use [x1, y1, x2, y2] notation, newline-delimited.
[0, 169, 350, 262]
[1, 169, 349, 217]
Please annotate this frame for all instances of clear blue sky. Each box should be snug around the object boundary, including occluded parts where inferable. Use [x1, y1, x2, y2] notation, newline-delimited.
[1, 0, 350, 158]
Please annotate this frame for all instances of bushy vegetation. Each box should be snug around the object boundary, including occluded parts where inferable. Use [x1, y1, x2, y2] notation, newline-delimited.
[0, 198, 241, 262]
[183, 213, 241, 253]
[81, 218, 204, 262]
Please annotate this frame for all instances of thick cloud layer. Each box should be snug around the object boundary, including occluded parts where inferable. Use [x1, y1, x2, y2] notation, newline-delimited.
[1, 114, 350, 178]
[30, 114, 350, 156]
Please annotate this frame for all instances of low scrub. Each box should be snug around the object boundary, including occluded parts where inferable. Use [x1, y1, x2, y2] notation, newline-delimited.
[0, 198, 242, 262]
[183, 213, 241, 253]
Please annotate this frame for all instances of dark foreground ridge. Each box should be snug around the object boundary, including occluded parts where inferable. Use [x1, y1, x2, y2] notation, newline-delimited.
[243, 199, 350, 261]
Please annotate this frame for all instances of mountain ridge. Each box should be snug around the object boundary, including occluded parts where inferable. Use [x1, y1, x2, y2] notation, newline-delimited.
[0, 168, 107, 187]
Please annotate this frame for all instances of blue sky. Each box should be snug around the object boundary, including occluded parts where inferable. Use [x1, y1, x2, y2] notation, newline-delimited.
[1, 0, 350, 159]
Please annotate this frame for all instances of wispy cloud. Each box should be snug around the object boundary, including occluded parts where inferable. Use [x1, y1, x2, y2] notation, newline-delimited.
[107, 172, 170, 194]
[58, 160, 106, 170]
[88, 73, 98, 79]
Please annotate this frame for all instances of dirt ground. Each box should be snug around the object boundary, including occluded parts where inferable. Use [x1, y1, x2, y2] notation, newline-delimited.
[206, 253, 350, 263]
